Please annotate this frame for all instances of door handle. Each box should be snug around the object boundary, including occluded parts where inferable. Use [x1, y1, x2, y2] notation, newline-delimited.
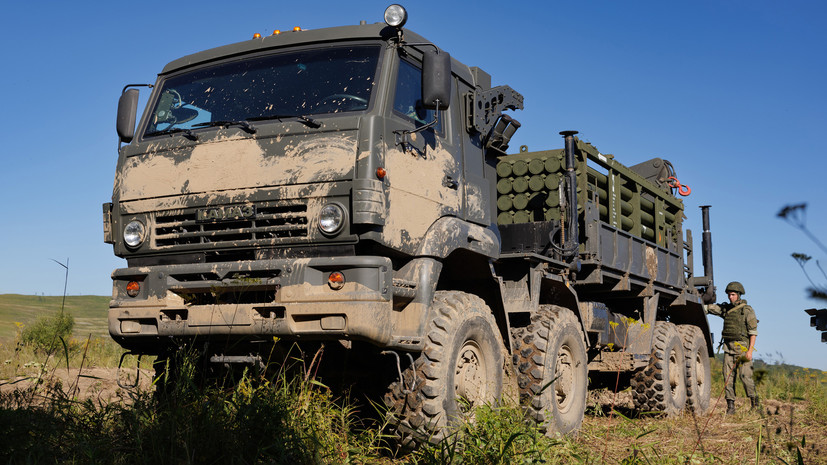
[443, 176, 459, 189]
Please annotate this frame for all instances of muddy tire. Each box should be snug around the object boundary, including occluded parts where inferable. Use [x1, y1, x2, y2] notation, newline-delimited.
[632, 321, 687, 415]
[384, 291, 507, 446]
[678, 324, 711, 414]
[512, 306, 587, 436]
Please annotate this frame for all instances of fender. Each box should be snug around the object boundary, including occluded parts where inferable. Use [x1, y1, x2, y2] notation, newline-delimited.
[539, 272, 590, 340]
[416, 216, 500, 259]
[670, 301, 715, 354]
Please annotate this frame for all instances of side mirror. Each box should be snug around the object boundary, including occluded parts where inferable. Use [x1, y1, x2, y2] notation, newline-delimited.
[117, 88, 140, 143]
[422, 50, 451, 110]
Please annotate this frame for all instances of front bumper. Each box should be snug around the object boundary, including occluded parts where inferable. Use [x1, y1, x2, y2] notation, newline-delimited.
[109, 256, 396, 351]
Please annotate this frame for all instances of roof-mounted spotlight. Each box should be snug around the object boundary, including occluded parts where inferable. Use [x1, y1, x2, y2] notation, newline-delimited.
[384, 4, 408, 29]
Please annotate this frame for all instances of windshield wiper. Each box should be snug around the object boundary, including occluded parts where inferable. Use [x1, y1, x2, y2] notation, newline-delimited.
[247, 114, 321, 128]
[148, 127, 199, 141]
[191, 120, 257, 134]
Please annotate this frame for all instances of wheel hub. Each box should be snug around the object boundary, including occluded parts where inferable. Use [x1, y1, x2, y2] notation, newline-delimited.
[455, 342, 486, 407]
[555, 344, 574, 412]
[668, 347, 681, 398]
[693, 351, 706, 389]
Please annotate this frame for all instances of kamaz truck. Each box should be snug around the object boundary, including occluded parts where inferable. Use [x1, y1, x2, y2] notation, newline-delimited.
[105, 4, 715, 441]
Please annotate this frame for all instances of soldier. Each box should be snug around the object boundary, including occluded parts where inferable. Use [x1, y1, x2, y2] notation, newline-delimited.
[704, 281, 759, 414]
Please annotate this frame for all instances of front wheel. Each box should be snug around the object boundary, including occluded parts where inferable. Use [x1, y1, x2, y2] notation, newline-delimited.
[512, 306, 588, 436]
[384, 291, 508, 446]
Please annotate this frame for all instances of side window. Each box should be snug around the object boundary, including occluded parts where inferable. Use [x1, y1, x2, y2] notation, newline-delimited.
[393, 60, 443, 133]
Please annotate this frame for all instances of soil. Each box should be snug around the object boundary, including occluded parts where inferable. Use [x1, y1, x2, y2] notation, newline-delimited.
[0, 367, 153, 405]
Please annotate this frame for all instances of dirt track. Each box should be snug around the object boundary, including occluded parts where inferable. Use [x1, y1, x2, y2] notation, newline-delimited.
[0, 367, 153, 404]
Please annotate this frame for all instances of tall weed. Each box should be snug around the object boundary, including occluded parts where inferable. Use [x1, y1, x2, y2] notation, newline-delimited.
[409, 400, 588, 465]
[20, 311, 74, 352]
[1, 346, 391, 464]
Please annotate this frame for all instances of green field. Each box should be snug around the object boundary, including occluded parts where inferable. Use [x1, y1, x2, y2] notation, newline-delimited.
[0, 294, 110, 341]
[1, 293, 825, 463]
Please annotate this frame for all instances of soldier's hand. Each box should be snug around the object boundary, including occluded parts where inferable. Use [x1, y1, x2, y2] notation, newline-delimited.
[702, 292, 716, 305]
[745, 349, 753, 361]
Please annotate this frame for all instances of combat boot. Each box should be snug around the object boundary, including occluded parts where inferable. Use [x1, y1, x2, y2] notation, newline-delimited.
[726, 399, 736, 415]
[750, 396, 759, 412]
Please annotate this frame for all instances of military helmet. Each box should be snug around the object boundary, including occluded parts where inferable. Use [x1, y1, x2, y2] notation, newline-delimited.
[725, 281, 745, 295]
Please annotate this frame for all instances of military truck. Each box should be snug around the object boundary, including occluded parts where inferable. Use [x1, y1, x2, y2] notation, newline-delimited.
[105, 4, 715, 441]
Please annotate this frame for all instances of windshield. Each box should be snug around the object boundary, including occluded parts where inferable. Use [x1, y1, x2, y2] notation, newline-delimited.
[144, 45, 380, 137]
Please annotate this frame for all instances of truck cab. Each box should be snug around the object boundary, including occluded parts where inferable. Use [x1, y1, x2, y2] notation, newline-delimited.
[106, 11, 511, 354]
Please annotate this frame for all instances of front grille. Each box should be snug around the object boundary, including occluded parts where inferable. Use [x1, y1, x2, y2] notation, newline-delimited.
[180, 289, 278, 306]
[155, 203, 309, 248]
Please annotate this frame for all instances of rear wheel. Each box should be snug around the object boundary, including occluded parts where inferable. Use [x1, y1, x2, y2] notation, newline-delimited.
[512, 306, 588, 436]
[678, 324, 711, 414]
[384, 291, 507, 446]
[632, 321, 687, 415]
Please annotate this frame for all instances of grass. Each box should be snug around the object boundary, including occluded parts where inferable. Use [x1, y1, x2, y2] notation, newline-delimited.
[577, 356, 827, 464]
[1, 351, 390, 464]
[0, 294, 109, 340]
[2, 340, 824, 464]
[1, 295, 826, 463]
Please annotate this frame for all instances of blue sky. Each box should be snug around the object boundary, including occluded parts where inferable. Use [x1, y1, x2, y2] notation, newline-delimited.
[1, 1, 825, 370]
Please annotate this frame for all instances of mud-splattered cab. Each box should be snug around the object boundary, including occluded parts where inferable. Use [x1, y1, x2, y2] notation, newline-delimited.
[105, 6, 511, 381]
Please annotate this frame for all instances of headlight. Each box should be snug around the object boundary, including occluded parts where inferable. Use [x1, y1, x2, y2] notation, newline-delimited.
[384, 4, 407, 28]
[319, 204, 345, 235]
[123, 220, 146, 248]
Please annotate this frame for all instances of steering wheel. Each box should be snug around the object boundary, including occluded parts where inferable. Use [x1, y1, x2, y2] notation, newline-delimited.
[316, 93, 368, 112]
[168, 89, 184, 109]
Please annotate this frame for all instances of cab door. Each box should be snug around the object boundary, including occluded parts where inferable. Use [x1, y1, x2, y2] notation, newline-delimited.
[382, 56, 462, 253]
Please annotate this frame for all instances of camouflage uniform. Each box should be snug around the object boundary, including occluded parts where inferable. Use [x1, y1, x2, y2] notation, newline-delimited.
[705, 298, 758, 403]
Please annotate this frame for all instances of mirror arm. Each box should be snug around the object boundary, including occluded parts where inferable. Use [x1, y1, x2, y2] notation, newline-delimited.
[389, 34, 442, 55]
[121, 83, 154, 94]
[398, 42, 440, 53]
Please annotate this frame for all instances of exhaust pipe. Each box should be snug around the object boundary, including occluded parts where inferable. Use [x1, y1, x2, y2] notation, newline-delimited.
[700, 205, 716, 303]
[560, 130, 579, 259]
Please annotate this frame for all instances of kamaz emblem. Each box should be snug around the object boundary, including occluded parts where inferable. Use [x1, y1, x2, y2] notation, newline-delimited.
[197, 205, 256, 222]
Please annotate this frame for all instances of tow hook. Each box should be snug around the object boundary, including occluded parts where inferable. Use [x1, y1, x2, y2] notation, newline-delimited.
[381, 350, 417, 394]
[117, 351, 144, 389]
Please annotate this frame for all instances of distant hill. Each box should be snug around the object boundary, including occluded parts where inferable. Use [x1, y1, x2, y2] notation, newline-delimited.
[0, 294, 110, 341]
